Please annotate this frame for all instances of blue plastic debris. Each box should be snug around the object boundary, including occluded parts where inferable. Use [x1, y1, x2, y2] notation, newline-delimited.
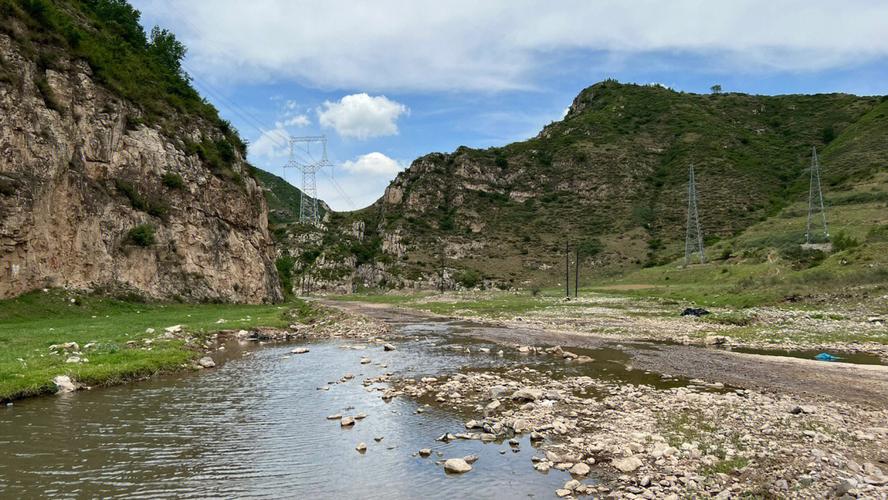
[814, 352, 841, 362]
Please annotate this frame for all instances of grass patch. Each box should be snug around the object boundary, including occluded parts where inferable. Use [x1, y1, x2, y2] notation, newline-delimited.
[0, 289, 306, 402]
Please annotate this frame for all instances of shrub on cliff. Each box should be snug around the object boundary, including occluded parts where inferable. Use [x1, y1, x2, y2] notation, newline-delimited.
[126, 224, 155, 247]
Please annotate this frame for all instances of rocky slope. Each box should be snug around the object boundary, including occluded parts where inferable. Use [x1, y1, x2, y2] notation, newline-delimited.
[274, 81, 887, 294]
[0, 1, 281, 302]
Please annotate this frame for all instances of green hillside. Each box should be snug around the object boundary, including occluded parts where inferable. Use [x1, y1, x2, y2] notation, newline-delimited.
[269, 81, 887, 301]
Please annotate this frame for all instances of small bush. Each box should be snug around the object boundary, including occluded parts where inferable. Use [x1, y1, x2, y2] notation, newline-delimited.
[127, 224, 155, 247]
[456, 269, 481, 289]
[779, 245, 825, 269]
[115, 179, 146, 210]
[161, 172, 184, 189]
[831, 231, 859, 252]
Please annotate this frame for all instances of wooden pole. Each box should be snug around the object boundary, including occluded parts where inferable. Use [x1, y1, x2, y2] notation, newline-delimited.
[575, 246, 580, 298]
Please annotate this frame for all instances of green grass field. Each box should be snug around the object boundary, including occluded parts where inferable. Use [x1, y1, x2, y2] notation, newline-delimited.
[0, 290, 297, 402]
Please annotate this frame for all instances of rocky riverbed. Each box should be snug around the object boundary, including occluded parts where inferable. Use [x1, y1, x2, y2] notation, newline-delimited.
[388, 343, 888, 498]
[410, 292, 888, 362]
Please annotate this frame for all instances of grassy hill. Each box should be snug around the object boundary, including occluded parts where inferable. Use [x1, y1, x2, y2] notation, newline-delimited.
[269, 81, 888, 301]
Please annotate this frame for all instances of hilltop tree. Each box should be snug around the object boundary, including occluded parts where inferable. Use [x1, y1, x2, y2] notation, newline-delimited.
[149, 26, 187, 77]
[710, 84, 722, 94]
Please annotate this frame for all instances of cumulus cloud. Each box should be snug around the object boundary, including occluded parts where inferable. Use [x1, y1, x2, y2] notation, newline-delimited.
[317, 93, 408, 139]
[135, 0, 888, 91]
[340, 152, 405, 176]
[275, 114, 310, 128]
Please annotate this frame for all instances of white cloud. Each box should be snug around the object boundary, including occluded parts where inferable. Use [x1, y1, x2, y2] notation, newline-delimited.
[340, 152, 405, 176]
[248, 127, 289, 163]
[275, 114, 310, 128]
[317, 93, 408, 139]
[135, 0, 888, 91]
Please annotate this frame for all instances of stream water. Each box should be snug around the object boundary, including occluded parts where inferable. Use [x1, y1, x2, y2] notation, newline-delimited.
[1, 318, 669, 499]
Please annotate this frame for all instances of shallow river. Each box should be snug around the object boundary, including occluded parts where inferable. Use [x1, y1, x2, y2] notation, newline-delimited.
[0, 317, 700, 499]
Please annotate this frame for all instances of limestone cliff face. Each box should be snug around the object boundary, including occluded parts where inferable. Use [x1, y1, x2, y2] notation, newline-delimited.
[0, 34, 281, 302]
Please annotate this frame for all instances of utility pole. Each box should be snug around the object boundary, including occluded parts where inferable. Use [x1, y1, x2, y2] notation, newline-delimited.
[574, 246, 580, 298]
[565, 240, 570, 298]
[805, 146, 829, 244]
[284, 135, 331, 225]
[684, 164, 706, 265]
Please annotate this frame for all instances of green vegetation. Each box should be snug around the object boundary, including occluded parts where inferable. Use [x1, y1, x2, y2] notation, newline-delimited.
[0, 0, 248, 182]
[0, 290, 301, 402]
[161, 172, 184, 189]
[126, 223, 155, 246]
[301, 80, 886, 296]
[275, 254, 296, 297]
[456, 268, 482, 289]
[115, 179, 170, 220]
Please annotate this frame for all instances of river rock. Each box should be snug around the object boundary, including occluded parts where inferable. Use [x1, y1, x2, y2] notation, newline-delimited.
[486, 399, 501, 411]
[52, 375, 76, 393]
[512, 418, 532, 433]
[291, 347, 310, 354]
[463, 454, 479, 464]
[356, 442, 367, 452]
[326, 414, 342, 420]
[511, 388, 543, 401]
[444, 458, 472, 473]
[360, 357, 371, 364]
[570, 462, 591, 476]
[354, 412, 368, 420]
[555, 489, 571, 497]
[612, 456, 643, 472]
[197, 356, 216, 368]
[340, 416, 355, 427]
[419, 448, 432, 457]
[383, 343, 396, 351]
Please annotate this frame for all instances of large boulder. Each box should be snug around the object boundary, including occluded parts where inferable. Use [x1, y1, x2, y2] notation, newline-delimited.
[444, 458, 472, 473]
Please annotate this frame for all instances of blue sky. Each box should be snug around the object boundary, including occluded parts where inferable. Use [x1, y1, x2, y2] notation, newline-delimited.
[132, 0, 888, 210]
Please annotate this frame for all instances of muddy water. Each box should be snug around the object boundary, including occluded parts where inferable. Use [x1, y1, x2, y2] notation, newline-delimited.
[0, 319, 682, 498]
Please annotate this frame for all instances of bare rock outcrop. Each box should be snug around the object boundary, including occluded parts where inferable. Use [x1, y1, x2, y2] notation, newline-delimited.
[0, 34, 281, 302]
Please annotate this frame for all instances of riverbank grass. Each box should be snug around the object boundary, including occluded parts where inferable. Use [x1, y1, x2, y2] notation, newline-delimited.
[0, 290, 294, 402]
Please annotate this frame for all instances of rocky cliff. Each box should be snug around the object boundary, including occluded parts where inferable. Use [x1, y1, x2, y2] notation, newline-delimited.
[0, 3, 281, 302]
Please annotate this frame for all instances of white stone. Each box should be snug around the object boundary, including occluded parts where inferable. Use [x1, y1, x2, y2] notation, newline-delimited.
[444, 458, 472, 473]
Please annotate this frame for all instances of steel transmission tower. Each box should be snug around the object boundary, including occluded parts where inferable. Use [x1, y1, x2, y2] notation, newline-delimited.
[805, 146, 829, 244]
[684, 164, 706, 265]
[284, 135, 331, 225]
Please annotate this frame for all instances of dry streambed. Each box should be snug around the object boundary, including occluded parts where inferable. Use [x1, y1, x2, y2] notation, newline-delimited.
[388, 344, 888, 498]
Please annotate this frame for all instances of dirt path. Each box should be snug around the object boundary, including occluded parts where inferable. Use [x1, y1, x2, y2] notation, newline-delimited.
[322, 299, 888, 408]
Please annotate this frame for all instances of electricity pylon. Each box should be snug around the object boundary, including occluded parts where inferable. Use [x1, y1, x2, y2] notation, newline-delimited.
[805, 146, 829, 244]
[684, 164, 706, 265]
[284, 136, 331, 225]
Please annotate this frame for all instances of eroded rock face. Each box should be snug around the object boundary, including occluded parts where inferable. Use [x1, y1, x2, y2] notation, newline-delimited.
[0, 35, 281, 303]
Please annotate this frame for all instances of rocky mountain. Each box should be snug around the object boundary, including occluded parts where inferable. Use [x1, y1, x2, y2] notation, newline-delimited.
[274, 81, 887, 293]
[0, 0, 281, 302]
